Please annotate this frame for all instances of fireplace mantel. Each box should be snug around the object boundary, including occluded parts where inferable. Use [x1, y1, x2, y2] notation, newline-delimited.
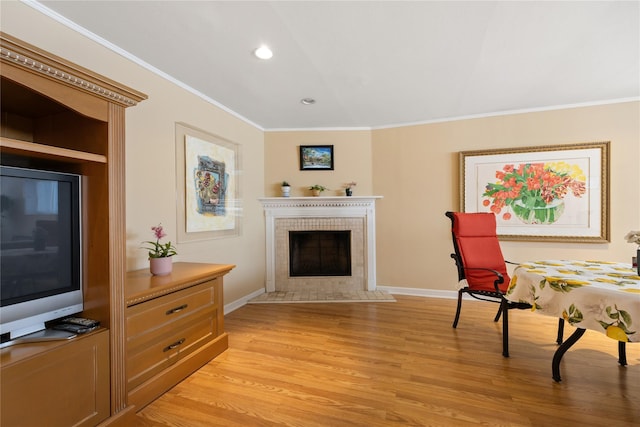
[259, 196, 382, 292]
[259, 196, 382, 210]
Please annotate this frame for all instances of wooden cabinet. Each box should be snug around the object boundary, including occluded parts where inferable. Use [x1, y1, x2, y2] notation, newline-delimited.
[0, 32, 146, 424]
[1, 330, 110, 427]
[125, 262, 234, 410]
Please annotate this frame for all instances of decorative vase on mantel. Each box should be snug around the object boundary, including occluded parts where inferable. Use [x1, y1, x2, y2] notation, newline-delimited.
[150, 256, 173, 276]
[281, 182, 291, 197]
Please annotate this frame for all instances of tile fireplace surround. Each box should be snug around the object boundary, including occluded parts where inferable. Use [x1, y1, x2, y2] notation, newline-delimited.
[258, 197, 382, 293]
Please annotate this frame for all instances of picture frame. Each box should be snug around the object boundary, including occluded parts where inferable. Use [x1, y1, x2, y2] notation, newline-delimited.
[300, 145, 334, 170]
[175, 122, 241, 242]
[460, 141, 609, 242]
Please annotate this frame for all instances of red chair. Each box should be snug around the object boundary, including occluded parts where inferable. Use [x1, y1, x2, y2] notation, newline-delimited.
[445, 211, 530, 357]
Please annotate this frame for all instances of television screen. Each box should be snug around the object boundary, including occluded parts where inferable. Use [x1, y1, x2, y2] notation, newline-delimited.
[0, 165, 82, 342]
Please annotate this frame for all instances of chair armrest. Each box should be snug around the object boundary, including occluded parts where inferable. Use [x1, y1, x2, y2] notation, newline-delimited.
[463, 267, 505, 294]
[450, 253, 465, 281]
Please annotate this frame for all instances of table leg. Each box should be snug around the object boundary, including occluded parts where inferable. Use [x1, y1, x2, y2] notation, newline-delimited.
[556, 318, 564, 344]
[618, 341, 627, 366]
[552, 328, 586, 382]
[502, 299, 509, 358]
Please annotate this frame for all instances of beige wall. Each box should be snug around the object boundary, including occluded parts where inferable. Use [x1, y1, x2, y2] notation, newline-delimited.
[264, 130, 373, 197]
[373, 102, 640, 290]
[265, 103, 639, 292]
[4, 2, 639, 302]
[2, 2, 266, 305]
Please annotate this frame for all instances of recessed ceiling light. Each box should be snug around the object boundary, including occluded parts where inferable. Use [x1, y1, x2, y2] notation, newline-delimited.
[253, 45, 273, 60]
[300, 98, 316, 105]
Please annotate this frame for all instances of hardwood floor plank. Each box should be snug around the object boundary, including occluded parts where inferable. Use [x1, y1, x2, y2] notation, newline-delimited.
[136, 295, 638, 426]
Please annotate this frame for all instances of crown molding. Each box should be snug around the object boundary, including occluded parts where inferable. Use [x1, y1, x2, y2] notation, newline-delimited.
[1, 31, 147, 107]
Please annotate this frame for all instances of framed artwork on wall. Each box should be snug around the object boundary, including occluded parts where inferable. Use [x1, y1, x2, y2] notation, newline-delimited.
[175, 122, 241, 242]
[300, 145, 334, 170]
[460, 141, 609, 242]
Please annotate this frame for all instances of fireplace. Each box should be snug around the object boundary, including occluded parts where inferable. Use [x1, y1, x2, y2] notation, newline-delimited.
[289, 230, 352, 277]
[259, 196, 382, 292]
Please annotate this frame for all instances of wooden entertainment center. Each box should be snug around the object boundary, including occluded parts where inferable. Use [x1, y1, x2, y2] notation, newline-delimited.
[0, 33, 233, 425]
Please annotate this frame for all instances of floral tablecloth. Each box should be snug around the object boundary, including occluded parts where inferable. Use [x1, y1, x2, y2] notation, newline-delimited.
[507, 260, 640, 342]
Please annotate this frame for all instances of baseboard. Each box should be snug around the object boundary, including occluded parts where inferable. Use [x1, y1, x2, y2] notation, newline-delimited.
[224, 288, 265, 314]
[377, 286, 459, 299]
[224, 286, 466, 315]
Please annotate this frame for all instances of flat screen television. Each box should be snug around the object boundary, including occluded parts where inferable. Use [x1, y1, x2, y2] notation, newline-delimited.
[0, 165, 83, 345]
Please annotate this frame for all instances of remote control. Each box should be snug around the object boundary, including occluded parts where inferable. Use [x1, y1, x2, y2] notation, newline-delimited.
[60, 317, 100, 328]
[52, 323, 97, 334]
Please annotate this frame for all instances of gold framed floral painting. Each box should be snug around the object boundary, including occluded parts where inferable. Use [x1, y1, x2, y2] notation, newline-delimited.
[460, 141, 609, 242]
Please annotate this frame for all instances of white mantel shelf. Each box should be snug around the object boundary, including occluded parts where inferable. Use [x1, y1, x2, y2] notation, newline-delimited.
[258, 196, 383, 292]
[259, 196, 383, 207]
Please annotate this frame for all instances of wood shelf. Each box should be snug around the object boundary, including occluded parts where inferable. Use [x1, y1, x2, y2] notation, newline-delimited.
[0, 136, 107, 164]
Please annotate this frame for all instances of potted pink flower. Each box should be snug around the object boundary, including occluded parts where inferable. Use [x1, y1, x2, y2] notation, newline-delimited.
[141, 224, 177, 275]
[344, 182, 357, 196]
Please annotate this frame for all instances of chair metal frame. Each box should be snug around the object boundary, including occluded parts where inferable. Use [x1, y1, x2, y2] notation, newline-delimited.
[446, 211, 531, 357]
[446, 212, 628, 379]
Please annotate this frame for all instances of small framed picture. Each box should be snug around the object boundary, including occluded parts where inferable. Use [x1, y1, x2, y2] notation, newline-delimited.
[300, 145, 334, 170]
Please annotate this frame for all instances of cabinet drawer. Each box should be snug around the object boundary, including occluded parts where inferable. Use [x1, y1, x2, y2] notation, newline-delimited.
[127, 308, 218, 391]
[127, 278, 217, 338]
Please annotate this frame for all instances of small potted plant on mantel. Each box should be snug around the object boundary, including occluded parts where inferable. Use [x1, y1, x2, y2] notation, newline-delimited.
[281, 181, 291, 197]
[344, 182, 357, 196]
[308, 184, 328, 197]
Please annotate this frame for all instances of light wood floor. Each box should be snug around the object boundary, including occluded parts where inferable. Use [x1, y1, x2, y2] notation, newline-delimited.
[135, 295, 639, 426]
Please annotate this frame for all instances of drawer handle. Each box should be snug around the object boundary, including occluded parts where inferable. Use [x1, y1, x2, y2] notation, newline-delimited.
[163, 338, 186, 352]
[166, 304, 188, 315]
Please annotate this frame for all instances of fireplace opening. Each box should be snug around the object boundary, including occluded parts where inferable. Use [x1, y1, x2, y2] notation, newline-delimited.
[289, 230, 351, 277]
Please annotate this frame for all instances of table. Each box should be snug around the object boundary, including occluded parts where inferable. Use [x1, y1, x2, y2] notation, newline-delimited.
[506, 260, 640, 381]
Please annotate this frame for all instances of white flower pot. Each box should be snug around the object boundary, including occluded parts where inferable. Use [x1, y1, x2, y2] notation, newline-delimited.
[150, 256, 173, 276]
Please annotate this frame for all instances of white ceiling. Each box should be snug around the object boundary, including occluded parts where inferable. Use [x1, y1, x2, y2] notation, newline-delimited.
[36, 1, 639, 130]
